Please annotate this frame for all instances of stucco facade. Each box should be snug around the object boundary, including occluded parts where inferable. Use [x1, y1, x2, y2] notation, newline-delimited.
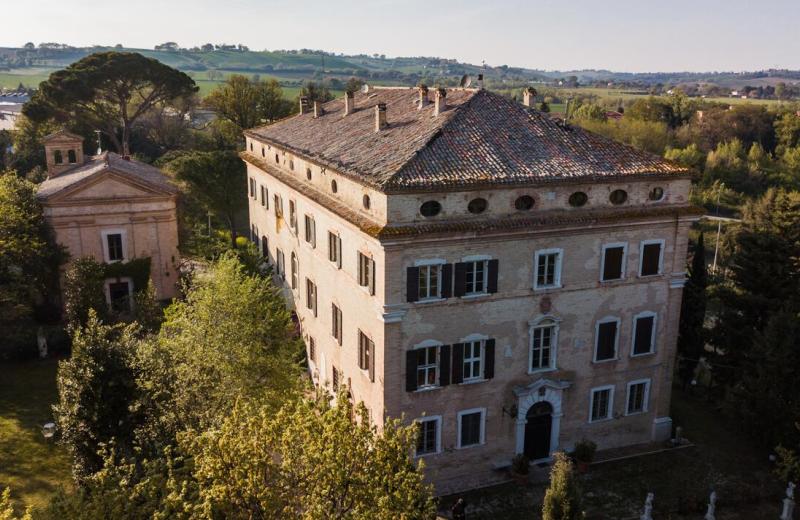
[37, 131, 180, 306]
[243, 87, 699, 494]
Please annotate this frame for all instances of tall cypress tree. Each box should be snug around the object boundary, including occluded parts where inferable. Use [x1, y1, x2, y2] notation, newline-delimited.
[677, 232, 708, 389]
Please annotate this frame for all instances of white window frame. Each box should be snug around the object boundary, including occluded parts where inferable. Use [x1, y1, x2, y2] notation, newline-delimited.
[593, 316, 621, 363]
[638, 239, 665, 277]
[414, 415, 442, 457]
[631, 311, 657, 357]
[101, 229, 127, 263]
[533, 248, 563, 290]
[589, 384, 615, 423]
[413, 339, 441, 391]
[304, 214, 316, 247]
[600, 242, 628, 282]
[460, 332, 488, 383]
[528, 316, 560, 373]
[462, 254, 491, 297]
[456, 407, 486, 449]
[625, 379, 651, 416]
[104, 277, 133, 310]
[414, 259, 446, 303]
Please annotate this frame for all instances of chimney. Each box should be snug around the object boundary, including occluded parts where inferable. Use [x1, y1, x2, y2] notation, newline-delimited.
[417, 85, 429, 110]
[476, 73, 484, 90]
[375, 103, 387, 131]
[344, 90, 354, 115]
[523, 87, 537, 107]
[434, 88, 447, 116]
[299, 96, 310, 115]
[313, 101, 324, 118]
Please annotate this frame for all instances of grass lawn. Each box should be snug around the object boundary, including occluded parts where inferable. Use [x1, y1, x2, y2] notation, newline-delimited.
[0, 358, 71, 514]
[439, 388, 784, 519]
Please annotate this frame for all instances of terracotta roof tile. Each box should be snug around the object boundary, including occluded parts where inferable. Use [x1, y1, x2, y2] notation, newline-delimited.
[246, 88, 688, 193]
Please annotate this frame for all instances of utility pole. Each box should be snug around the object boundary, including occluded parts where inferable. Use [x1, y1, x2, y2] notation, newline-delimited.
[712, 182, 724, 273]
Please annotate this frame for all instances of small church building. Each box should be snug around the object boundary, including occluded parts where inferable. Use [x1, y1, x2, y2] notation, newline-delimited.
[36, 130, 180, 309]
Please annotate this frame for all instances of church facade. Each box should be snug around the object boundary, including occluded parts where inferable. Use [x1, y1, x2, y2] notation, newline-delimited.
[243, 87, 699, 493]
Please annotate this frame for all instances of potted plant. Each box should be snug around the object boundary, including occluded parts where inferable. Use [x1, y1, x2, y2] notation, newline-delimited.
[510, 453, 530, 483]
[572, 439, 597, 473]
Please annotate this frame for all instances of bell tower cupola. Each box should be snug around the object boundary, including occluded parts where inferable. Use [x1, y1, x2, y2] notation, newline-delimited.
[42, 130, 85, 177]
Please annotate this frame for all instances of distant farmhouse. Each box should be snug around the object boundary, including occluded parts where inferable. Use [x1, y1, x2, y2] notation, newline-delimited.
[36, 131, 180, 310]
[243, 84, 698, 493]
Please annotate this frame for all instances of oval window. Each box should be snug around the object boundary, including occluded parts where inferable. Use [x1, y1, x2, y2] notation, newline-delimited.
[468, 198, 488, 214]
[420, 200, 442, 217]
[648, 187, 664, 201]
[515, 195, 534, 211]
[568, 192, 588, 207]
[331, 180, 338, 193]
[609, 189, 628, 205]
[306, 168, 312, 180]
[363, 194, 371, 210]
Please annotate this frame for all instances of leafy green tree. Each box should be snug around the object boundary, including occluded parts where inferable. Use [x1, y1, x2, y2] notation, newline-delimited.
[677, 233, 707, 389]
[54, 312, 144, 483]
[163, 150, 247, 247]
[205, 75, 293, 131]
[577, 118, 670, 155]
[345, 77, 365, 94]
[62, 257, 107, 332]
[0, 172, 64, 358]
[300, 81, 334, 104]
[539, 101, 551, 113]
[132, 280, 163, 333]
[156, 252, 302, 431]
[664, 144, 705, 170]
[23, 52, 198, 156]
[774, 111, 800, 152]
[0, 488, 31, 520]
[187, 391, 435, 519]
[572, 103, 606, 122]
[625, 96, 675, 126]
[542, 452, 583, 520]
[776, 423, 800, 482]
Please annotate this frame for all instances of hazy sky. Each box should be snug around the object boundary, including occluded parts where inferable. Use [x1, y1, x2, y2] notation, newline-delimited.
[4, 0, 799, 72]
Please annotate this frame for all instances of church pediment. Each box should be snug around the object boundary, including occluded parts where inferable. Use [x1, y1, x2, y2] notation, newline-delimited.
[49, 171, 172, 203]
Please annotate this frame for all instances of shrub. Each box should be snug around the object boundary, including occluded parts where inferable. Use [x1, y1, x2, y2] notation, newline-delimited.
[572, 439, 597, 463]
[542, 452, 583, 520]
[511, 453, 530, 475]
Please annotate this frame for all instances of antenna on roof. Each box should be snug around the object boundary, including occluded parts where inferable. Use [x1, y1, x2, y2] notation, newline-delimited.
[459, 74, 472, 88]
[94, 130, 102, 155]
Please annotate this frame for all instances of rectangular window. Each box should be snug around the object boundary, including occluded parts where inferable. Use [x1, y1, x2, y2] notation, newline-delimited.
[640, 241, 663, 277]
[457, 409, 485, 448]
[260, 185, 268, 208]
[418, 264, 442, 300]
[416, 346, 438, 388]
[590, 386, 614, 422]
[106, 233, 124, 262]
[249, 177, 255, 198]
[632, 313, 656, 356]
[464, 260, 487, 295]
[304, 214, 316, 247]
[601, 244, 626, 281]
[305, 278, 317, 316]
[328, 232, 342, 268]
[289, 200, 297, 232]
[308, 337, 316, 363]
[626, 380, 650, 415]
[534, 249, 562, 289]
[463, 340, 483, 381]
[358, 252, 375, 295]
[415, 417, 440, 456]
[595, 319, 619, 362]
[274, 194, 283, 218]
[531, 321, 557, 371]
[108, 281, 131, 313]
[291, 253, 298, 290]
[358, 330, 374, 381]
[331, 303, 343, 345]
[276, 249, 285, 279]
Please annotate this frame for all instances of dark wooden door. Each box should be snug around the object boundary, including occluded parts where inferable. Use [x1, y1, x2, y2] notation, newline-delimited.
[524, 402, 553, 460]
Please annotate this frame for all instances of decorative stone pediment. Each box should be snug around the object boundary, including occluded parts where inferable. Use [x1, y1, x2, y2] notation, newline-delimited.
[50, 171, 170, 203]
[513, 378, 571, 399]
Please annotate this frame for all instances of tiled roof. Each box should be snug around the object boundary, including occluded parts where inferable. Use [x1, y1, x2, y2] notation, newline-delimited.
[37, 152, 178, 199]
[246, 88, 688, 193]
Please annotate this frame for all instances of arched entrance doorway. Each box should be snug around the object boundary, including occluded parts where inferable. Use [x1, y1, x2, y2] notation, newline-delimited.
[524, 401, 553, 461]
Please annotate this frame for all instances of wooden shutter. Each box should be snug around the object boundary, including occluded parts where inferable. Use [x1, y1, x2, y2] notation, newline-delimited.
[603, 247, 624, 280]
[406, 267, 420, 302]
[453, 262, 467, 297]
[369, 258, 376, 295]
[441, 264, 453, 299]
[336, 236, 342, 269]
[634, 316, 654, 354]
[641, 243, 661, 276]
[439, 345, 451, 387]
[487, 259, 499, 293]
[368, 340, 375, 382]
[451, 343, 464, 384]
[406, 350, 417, 392]
[484, 339, 496, 379]
[311, 219, 316, 248]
